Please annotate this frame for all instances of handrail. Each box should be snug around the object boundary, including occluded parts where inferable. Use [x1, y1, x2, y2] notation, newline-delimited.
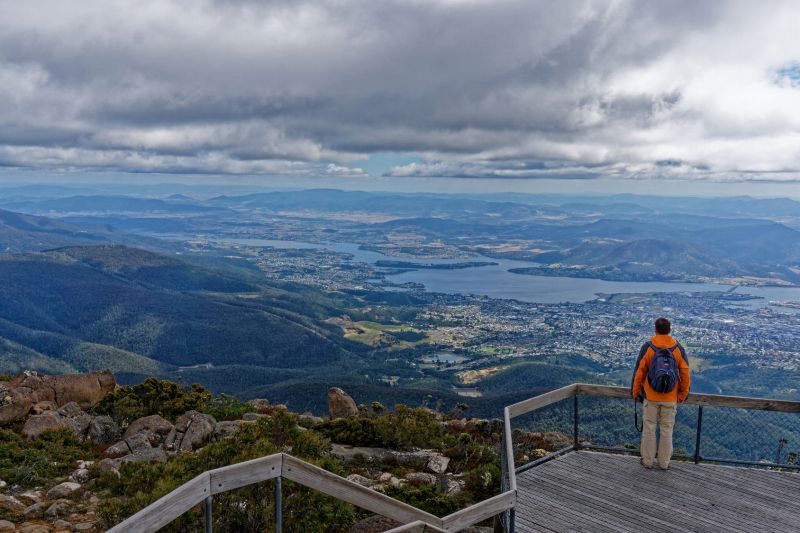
[107, 452, 515, 533]
[383, 520, 447, 532]
[508, 384, 800, 420]
[575, 384, 800, 413]
[506, 383, 800, 478]
[107, 384, 798, 532]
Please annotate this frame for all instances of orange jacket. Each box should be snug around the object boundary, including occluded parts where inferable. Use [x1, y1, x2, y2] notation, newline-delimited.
[632, 334, 691, 403]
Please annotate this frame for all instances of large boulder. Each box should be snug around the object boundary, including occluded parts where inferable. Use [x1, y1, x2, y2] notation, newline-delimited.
[21, 412, 69, 439]
[123, 415, 174, 447]
[87, 415, 120, 444]
[58, 402, 92, 437]
[328, 387, 358, 419]
[0, 384, 33, 425]
[103, 432, 167, 467]
[214, 420, 247, 439]
[22, 402, 95, 439]
[49, 370, 116, 408]
[165, 411, 216, 452]
[0, 370, 116, 425]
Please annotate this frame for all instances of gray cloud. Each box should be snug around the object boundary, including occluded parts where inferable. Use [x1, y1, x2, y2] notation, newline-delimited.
[0, 0, 799, 180]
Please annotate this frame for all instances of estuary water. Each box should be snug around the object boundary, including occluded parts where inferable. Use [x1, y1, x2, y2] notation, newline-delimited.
[207, 237, 800, 305]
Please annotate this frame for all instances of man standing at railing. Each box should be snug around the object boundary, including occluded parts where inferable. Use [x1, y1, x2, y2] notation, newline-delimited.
[632, 317, 691, 471]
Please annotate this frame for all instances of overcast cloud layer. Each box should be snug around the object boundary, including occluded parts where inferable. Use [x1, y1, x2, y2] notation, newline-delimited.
[1, 0, 799, 181]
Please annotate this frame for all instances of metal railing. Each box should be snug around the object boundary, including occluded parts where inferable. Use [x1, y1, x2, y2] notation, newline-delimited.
[507, 384, 800, 476]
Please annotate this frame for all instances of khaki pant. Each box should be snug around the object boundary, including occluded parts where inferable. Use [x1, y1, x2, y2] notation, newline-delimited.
[640, 399, 677, 469]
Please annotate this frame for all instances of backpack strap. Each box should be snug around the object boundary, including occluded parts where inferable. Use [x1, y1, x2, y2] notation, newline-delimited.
[675, 342, 689, 368]
[631, 342, 650, 401]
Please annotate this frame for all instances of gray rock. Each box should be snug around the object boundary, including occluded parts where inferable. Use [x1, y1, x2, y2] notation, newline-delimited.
[405, 472, 437, 485]
[67, 412, 93, 438]
[87, 415, 120, 444]
[18, 490, 42, 504]
[19, 523, 52, 533]
[298, 413, 323, 426]
[70, 468, 91, 483]
[98, 458, 121, 473]
[444, 476, 465, 496]
[241, 412, 265, 421]
[123, 414, 174, 447]
[56, 401, 84, 418]
[124, 432, 154, 453]
[0, 494, 25, 510]
[123, 445, 167, 464]
[0, 519, 14, 531]
[104, 439, 132, 458]
[246, 398, 269, 409]
[31, 400, 58, 414]
[53, 520, 72, 530]
[23, 501, 48, 518]
[167, 411, 216, 452]
[346, 474, 373, 487]
[22, 411, 68, 439]
[46, 481, 81, 500]
[45, 500, 71, 517]
[0, 479, 6, 489]
[73, 523, 96, 532]
[214, 420, 246, 439]
[327, 387, 358, 418]
[426, 454, 450, 474]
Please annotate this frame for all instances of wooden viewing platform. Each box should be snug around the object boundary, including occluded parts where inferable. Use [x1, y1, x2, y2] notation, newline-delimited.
[108, 383, 799, 532]
[515, 451, 800, 532]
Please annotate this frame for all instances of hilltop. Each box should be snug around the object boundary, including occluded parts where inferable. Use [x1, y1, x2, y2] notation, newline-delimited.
[0, 371, 554, 532]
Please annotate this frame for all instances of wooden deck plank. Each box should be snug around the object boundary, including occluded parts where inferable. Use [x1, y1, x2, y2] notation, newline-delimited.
[522, 464, 746, 532]
[542, 453, 786, 533]
[518, 471, 695, 532]
[538, 453, 798, 531]
[515, 451, 800, 533]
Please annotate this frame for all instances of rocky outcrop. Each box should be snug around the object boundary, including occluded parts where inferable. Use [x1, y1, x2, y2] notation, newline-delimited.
[165, 410, 216, 452]
[0, 370, 115, 425]
[87, 415, 120, 444]
[331, 444, 450, 473]
[328, 387, 358, 418]
[20, 401, 94, 439]
[103, 432, 167, 470]
[214, 420, 247, 439]
[21, 412, 69, 439]
[123, 414, 174, 447]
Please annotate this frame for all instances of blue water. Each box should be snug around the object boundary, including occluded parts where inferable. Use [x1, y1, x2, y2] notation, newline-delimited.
[203, 237, 800, 305]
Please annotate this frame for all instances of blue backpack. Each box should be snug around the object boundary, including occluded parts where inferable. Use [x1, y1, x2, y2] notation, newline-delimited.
[646, 342, 680, 393]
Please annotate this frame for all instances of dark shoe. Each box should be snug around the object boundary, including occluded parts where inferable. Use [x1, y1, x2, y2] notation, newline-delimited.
[640, 458, 653, 469]
[659, 465, 669, 471]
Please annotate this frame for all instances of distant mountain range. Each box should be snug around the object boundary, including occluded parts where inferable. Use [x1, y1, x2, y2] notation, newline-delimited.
[5, 188, 800, 285]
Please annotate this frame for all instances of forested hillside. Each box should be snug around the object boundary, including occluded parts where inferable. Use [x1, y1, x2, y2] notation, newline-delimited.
[0, 246, 368, 377]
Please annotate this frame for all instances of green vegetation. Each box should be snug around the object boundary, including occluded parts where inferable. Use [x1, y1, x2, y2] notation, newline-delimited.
[95, 411, 361, 532]
[316, 405, 445, 449]
[92, 377, 256, 429]
[0, 428, 97, 488]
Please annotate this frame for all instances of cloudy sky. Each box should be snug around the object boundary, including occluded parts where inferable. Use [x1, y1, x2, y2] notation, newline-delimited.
[1, 0, 800, 192]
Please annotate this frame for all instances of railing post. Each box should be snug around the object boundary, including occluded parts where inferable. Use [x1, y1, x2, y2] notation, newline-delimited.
[204, 496, 212, 533]
[694, 405, 704, 464]
[573, 394, 579, 449]
[275, 476, 282, 533]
